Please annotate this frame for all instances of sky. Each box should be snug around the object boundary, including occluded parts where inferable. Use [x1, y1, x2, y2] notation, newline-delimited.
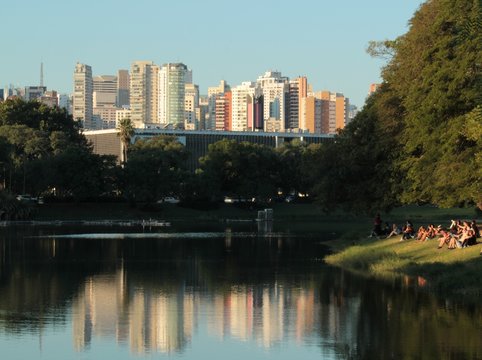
[0, 0, 425, 108]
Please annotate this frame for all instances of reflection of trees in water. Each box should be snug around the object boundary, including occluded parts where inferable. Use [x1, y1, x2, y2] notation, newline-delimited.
[0, 228, 480, 359]
[317, 270, 482, 359]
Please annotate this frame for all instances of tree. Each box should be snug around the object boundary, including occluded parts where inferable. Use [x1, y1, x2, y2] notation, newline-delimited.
[199, 139, 280, 202]
[123, 136, 188, 203]
[116, 117, 134, 163]
[380, 0, 482, 209]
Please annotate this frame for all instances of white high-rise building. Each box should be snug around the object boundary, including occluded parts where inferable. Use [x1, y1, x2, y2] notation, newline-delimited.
[231, 82, 258, 132]
[130, 61, 159, 128]
[158, 63, 188, 128]
[256, 71, 288, 132]
[73, 63, 94, 129]
[184, 83, 199, 130]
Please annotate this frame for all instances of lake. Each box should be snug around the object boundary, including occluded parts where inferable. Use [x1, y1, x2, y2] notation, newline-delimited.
[0, 222, 480, 359]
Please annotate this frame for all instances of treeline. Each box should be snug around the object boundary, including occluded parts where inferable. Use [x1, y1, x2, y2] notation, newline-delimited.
[0, 99, 323, 214]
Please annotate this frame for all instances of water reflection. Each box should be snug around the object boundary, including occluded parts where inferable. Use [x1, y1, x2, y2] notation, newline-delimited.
[0, 226, 481, 359]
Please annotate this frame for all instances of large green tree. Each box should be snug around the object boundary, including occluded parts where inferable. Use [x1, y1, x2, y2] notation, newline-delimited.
[381, 0, 482, 208]
[123, 136, 188, 203]
[312, 0, 481, 213]
[199, 139, 280, 202]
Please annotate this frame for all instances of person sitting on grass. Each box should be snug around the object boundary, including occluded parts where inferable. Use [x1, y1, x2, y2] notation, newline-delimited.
[437, 229, 453, 249]
[455, 221, 476, 248]
[386, 223, 401, 238]
[426, 224, 438, 239]
[416, 226, 428, 242]
[401, 220, 415, 241]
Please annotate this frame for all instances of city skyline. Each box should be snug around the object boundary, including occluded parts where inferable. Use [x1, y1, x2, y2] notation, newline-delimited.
[0, 0, 425, 108]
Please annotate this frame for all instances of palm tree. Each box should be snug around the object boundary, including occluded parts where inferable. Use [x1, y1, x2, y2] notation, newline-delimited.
[117, 117, 135, 164]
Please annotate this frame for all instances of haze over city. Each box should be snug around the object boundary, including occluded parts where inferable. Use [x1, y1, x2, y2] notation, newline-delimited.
[1, 0, 424, 107]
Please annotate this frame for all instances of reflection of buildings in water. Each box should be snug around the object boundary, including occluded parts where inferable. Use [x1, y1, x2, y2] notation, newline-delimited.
[71, 266, 358, 354]
[294, 289, 316, 343]
[72, 273, 126, 351]
[72, 267, 194, 355]
[137, 290, 194, 354]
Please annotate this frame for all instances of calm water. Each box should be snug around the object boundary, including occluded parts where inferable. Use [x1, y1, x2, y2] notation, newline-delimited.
[0, 223, 480, 360]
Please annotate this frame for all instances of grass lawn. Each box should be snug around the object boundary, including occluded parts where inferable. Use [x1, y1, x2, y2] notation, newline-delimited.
[325, 235, 482, 303]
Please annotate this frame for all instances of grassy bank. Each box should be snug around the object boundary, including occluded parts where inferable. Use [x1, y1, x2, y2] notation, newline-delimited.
[325, 235, 482, 302]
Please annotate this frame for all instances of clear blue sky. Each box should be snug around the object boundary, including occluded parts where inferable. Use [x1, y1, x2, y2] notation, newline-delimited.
[0, 0, 424, 107]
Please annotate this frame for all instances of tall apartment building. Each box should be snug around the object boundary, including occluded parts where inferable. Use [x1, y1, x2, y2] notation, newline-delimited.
[285, 76, 307, 130]
[185, 83, 199, 130]
[93, 75, 119, 129]
[117, 70, 130, 107]
[130, 61, 159, 128]
[256, 71, 288, 132]
[312, 91, 349, 134]
[300, 96, 322, 133]
[197, 96, 209, 130]
[214, 91, 232, 131]
[231, 82, 258, 132]
[207, 80, 230, 130]
[93, 75, 117, 107]
[73, 63, 93, 129]
[159, 63, 188, 128]
[335, 93, 349, 131]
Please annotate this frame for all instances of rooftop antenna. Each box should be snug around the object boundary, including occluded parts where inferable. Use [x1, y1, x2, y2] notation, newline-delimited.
[40, 62, 44, 87]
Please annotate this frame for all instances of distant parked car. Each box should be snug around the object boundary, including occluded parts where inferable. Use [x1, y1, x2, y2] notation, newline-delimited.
[16, 194, 37, 203]
[158, 196, 180, 204]
[284, 195, 296, 203]
[224, 196, 255, 204]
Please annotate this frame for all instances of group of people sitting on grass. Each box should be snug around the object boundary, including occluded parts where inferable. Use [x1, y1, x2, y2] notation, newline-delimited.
[435, 220, 480, 249]
[378, 217, 480, 250]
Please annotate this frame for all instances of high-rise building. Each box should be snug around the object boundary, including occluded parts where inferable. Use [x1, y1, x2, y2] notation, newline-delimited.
[207, 80, 230, 130]
[197, 96, 209, 130]
[159, 63, 188, 128]
[231, 82, 258, 132]
[93, 75, 117, 107]
[256, 71, 288, 131]
[184, 83, 199, 130]
[117, 70, 130, 107]
[73, 63, 94, 129]
[214, 91, 232, 131]
[300, 96, 322, 133]
[285, 76, 307, 130]
[335, 93, 349, 131]
[313, 91, 348, 134]
[130, 61, 159, 128]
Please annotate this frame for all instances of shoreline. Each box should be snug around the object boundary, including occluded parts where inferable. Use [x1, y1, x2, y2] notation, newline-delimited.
[324, 235, 482, 304]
